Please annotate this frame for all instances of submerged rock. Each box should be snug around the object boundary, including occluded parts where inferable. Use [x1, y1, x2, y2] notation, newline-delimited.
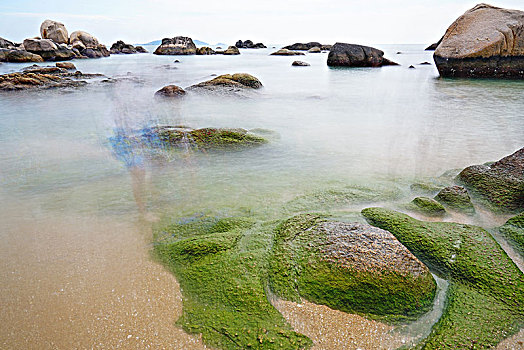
[409, 196, 446, 216]
[270, 49, 305, 56]
[195, 46, 215, 55]
[40, 19, 69, 44]
[327, 42, 399, 67]
[135, 46, 147, 53]
[434, 4, 524, 78]
[0, 68, 89, 91]
[153, 36, 196, 55]
[457, 147, 523, 212]
[434, 185, 475, 214]
[292, 60, 310, 66]
[110, 40, 140, 54]
[235, 40, 266, 48]
[187, 73, 262, 93]
[155, 84, 186, 97]
[269, 214, 436, 319]
[307, 47, 321, 53]
[499, 212, 524, 256]
[410, 182, 443, 195]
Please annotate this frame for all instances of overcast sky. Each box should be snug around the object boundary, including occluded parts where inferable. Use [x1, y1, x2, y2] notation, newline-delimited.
[1, 1, 523, 46]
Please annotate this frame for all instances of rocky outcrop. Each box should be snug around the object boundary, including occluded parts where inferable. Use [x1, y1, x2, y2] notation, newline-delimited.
[235, 40, 266, 48]
[188, 73, 262, 92]
[270, 49, 305, 56]
[196, 46, 216, 55]
[70, 30, 109, 58]
[0, 49, 43, 63]
[110, 40, 142, 54]
[221, 46, 240, 55]
[425, 36, 443, 51]
[0, 37, 17, 49]
[457, 147, 523, 212]
[56, 62, 76, 70]
[40, 19, 69, 44]
[292, 60, 310, 66]
[327, 42, 398, 67]
[498, 212, 524, 256]
[269, 214, 436, 318]
[433, 4, 524, 78]
[283, 42, 331, 51]
[23, 38, 76, 61]
[135, 46, 147, 53]
[409, 196, 446, 216]
[434, 186, 475, 214]
[155, 85, 186, 97]
[308, 47, 321, 53]
[153, 36, 196, 55]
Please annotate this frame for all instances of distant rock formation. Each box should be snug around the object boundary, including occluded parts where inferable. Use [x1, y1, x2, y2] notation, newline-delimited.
[110, 40, 142, 54]
[70, 30, 110, 58]
[270, 49, 305, 56]
[283, 42, 331, 51]
[22, 38, 76, 61]
[327, 42, 398, 67]
[154, 37, 197, 55]
[196, 46, 216, 55]
[434, 4, 524, 78]
[40, 19, 69, 44]
[235, 40, 266, 48]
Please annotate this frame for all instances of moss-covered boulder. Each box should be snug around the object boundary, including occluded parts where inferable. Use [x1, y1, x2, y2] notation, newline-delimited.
[409, 196, 446, 216]
[410, 182, 443, 196]
[361, 207, 524, 349]
[269, 214, 436, 321]
[188, 73, 262, 93]
[143, 126, 267, 152]
[154, 215, 312, 350]
[457, 147, 523, 212]
[434, 186, 475, 214]
[499, 212, 524, 256]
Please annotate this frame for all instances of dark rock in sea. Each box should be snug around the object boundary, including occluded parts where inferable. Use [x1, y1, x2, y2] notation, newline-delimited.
[23, 38, 76, 61]
[235, 40, 267, 49]
[498, 212, 524, 256]
[434, 186, 475, 214]
[0, 49, 43, 63]
[174, 59, 180, 63]
[188, 73, 262, 93]
[283, 42, 330, 51]
[221, 46, 240, 55]
[70, 31, 110, 58]
[457, 147, 523, 212]
[409, 65, 415, 69]
[397, 51, 402, 54]
[110, 40, 140, 54]
[56, 62, 76, 70]
[409, 196, 446, 216]
[155, 84, 186, 97]
[307, 47, 321, 53]
[292, 60, 310, 66]
[434, 4, 524, 78]
[40, 19, 69, 44]
[419, 61, 432, 65]
[135, 46, 147, 53]
[153, 36, 196, 55]
[0, 36, 17, 49]
[196, 46, 216, 55]
[270, 49, 305, 56]
[425, 36, 443, 51]
[327, 42, 399, 67]
[269, 214, 436, 319]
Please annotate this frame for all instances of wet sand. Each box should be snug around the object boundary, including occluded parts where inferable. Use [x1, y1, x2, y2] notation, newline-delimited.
[0, 200, 206, 349]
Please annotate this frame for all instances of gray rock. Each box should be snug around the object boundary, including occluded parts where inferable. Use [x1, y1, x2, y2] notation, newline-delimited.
[40, 19, 69, 44]
[292, 60, 310, 66]
[154, 36, 196, 55]
[327, 42, 398, 67]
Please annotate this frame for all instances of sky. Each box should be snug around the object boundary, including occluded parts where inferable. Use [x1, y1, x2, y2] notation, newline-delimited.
[0, 0, 523, 46]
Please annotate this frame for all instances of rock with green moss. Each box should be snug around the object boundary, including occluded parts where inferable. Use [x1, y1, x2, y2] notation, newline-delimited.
[269, 214, 436, 322]
[457, 147, 523, 212]
[144, 126, 267, 151]
[409, 197, 446, 216]
[188, 73, 262, 93]
[410, 182, 443, 196]
[361, 207, 524, 349]
[154, 215, 312, 350]
[499, 212, 524, 256]
[434, 186, 475, 214]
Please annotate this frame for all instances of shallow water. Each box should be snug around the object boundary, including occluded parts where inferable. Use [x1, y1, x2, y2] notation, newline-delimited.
[0, 44, 523, 348]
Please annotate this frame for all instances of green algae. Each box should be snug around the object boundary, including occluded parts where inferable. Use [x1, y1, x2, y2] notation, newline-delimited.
[410, 182, 443, 196]
[499, 212, 524, 257]
[153, 215, 312, 350]
[361, 207, 524, 348]
[434, 186, 475, 214]
[408, 197, 446, 217]
[268, 214, 437, 323]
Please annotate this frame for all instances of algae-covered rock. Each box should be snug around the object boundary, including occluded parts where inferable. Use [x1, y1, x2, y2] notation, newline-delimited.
[154, 215, 312, 350]
[410, 182, 442, 195]
[269, 214, 436, 320]
[434, 185, 475, 214]
[499, 212, 524, 256]
[361, 207, 524, 348]
[187, 73, 262, 93]
[409, 197, 446, 216]
[457, 147, 523, 212]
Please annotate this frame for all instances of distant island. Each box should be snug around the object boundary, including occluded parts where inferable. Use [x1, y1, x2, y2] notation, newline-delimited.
[137, 39, 226, 47]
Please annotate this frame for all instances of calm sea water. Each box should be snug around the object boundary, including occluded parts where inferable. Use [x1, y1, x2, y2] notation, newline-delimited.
[0, 44, 522, 347]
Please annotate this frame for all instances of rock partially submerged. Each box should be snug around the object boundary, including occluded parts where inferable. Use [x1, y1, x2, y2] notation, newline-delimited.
[434, 4, 524, 78]
[270, 49, 305, 56]
[269, 214, 436, 320]
[195, 46, 215, 55]
[457, 147, 523, 212]
[216, 46, 239, 55]
[434, 185, 475, 214]
[23, 38, 76, 61]
[0, 49, 44, 63]
[110, 40, 144, 54]
[409, 196, 446, 216]
[187, 73, 262, 93]
[292, 60, 310, 66]
[499, 212, 524, 256]
[153, 36, 196, 55]
[307, 47, 321, 53]
[0, 66, 98, 91]
[283, 42, 331, 51]
[327, 42, 399, 67]
[235, 40, 266, 48]
[155, 84, 186, 97]
[56, 62, 76, 70]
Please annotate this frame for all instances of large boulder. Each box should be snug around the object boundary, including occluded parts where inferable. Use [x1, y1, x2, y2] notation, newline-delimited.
[153, 36, 196, 55]
[21, 38, 75, 61]
[498, 212, 524, 256]
[196, 46, 215, 55]
[457, 147, 523, 212]
[327, 42, 398, 67]
[188, 73, 262, 93]
[0, 49, 43, 63]
[110, 40, 138, 54]
[434, 4, 524, 78]
[269, 214, 436, 319]
[283, 42, 326, 50]
[0, 37, 16, 49]
[40, 19, 69, 44]
[70, 30, 109, 58]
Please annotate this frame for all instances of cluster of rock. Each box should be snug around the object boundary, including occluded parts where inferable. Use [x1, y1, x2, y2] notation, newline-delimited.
[110, 40, 147, 54]
[0, 19, 111, 63]
[270, 49, 305, 56]
[327, 42, 398, 67]
[433, 4, 524, 78]
[155, 37, 240, 56]
[283, 42, 331, 51]
[235, 40, 266, 49]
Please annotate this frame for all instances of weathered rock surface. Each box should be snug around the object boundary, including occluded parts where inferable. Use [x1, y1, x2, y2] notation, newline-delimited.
[435, 186, 475, 214]
[70, 31, 109, 58]
[110, 40, 140, 54]
[307, 47, 321, 53]
[409, 196, 446, 216]
[425, 36, 443, 51]
[153, 36, 196, 55]
[196, 46, 215, 55]
[40, 19, 69, 44]
[283, 42, 331, 51]
[188, 73, 262, 93]
[0, 66, 98, 90]
[56, 62, 76, 70]
[457, 147, 524, 212]
[269, 214, 436, 319]
[155, 84, 186, 97]
[499, 212, 524, 256]
[434, 4, 524, 78]
[292, 60, 310, 66]
[0, 49, 43, 63]
[23, 38, 76, 61]
[270, 49, 305, 56]
[327, 42, 398, 67]
[221, 46, 240, 55]
[135, 46, 147, 53]
[0, 37, 17, 49]
[235, 40, 266, 49]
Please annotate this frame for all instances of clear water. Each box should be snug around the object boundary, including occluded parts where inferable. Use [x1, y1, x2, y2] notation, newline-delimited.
[0, 44, 523, 347]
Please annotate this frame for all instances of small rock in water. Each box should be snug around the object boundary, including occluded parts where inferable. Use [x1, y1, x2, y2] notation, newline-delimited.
[419, 61, 432, 65]
[292, 61, 310, 66]
[155, 84, 186, 98]
[56, 62, 76, 70]
[174, 60, 180, 63]
[409, 65, 415, 69]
